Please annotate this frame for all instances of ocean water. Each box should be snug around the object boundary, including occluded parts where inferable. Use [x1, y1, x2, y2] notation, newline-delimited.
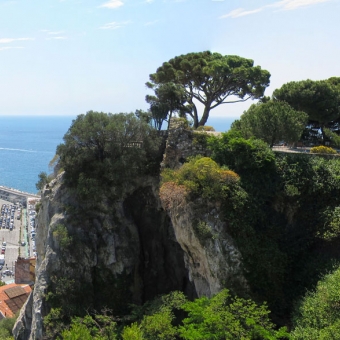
[207, 117, 237, 133]
[0, 116, 75, 194]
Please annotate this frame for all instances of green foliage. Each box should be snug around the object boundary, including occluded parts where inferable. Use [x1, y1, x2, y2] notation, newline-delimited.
[160, 156, 240, 201]
[273, 78, 340, 143]
[35, 201, 42, 213]
[123, 290, 287, 340]
[318, 206, 340, 241]
[273, 78, 340, 125]
[207, 132, 340, 321]
[179, 289, 288, 340]
[148, 51, 270, 128]
[57, 111, 161, 203]
[234, 100, 308, 147]
[0, 314, 17, 339]
[291, 265, 340, 339]
[146, 82, 188, 130]
[141, 310, 177, 340]
[208, 132, 276, 173]
[61, 315, 117, 340]
[36, 171, 50, 191]
[310, 145, 337, 154]
[192, 132, 209, 149]
[52, 224, 72, 249]
[324, 128, 340, 147]
[193, 220, 216, 243]
[121, 323, 144, 340]
[45, 277, 92, 338]
[195, 125, 215, 131]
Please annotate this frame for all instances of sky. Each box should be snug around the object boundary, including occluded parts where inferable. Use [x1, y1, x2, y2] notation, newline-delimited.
[0, 0, 339, 126]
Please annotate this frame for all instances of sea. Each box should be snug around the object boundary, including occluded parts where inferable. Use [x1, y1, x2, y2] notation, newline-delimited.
[0, 116, 75, 194]
[0, 115, 236, 194]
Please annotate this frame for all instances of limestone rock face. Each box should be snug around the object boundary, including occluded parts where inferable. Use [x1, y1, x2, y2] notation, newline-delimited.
[162, 194, 247, 298]
[13, 173, 193, 340]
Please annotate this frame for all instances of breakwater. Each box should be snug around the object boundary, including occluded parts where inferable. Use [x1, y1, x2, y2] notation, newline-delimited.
[0, 186, 39, 206]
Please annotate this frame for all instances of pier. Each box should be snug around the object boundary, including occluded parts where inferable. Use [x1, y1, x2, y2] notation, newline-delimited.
[0, 186, 39, 207]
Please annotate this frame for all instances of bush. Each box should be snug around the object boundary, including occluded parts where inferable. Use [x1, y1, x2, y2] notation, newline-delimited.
[159, 182, 187, 210]
[310, 145, 337, 154]
[192, 132, 209, 149]
[291, 265, 340, 339]
[160, 156, 240, 201]
[52, 224, 72, 249]
[195, 125, 215, 131]
[122, 290, 288, 340]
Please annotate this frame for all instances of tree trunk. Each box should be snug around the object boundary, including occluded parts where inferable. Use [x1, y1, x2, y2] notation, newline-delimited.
[321, 124, 326, 145]
[198, 104, 211, 128]
[167, 110, 173, 130]
[192, 105, 199, 129]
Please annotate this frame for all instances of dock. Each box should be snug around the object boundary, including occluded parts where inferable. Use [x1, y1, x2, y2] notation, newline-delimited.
[0, 186, 39, 207]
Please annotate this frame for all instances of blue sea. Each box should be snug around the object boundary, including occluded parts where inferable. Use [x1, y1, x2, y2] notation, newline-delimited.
[0, 116, 75, 194]
[0, 115, 236, 194]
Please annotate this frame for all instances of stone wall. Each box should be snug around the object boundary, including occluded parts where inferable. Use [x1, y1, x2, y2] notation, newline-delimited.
[161, 119, 212, 169]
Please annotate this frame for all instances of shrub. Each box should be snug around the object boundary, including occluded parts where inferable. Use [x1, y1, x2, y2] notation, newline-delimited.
[195, 125, 215, 131]
[160, 156, 240, 201]
[192, 132, 209, 149]
[52, 224, 72, 249]
[291, 265, 340, 339]
[159, 182, 187, 210]
[193, 220, 216, 242]
[310, 145, 337, 154]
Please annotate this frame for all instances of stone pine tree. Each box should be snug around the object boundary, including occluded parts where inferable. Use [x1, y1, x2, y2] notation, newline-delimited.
[232, 101, 308, 147]
[146, 82, 188, 130]
[147, 51, 271, 128]
[273, 78, 340, 143]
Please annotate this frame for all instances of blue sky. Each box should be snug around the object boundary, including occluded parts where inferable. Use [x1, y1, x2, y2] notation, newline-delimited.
[0, 0, 339, 126]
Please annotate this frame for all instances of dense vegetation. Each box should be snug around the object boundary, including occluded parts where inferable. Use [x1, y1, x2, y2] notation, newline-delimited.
[0, 314, 17, 340]
[231, 100, 308, 147]
[48, 114, 340, 339]
[291, 266, 340, 339]
[61, 290, 288, 339]
[36, 50, 340, 339]
[56, 111, 162, 204]
[273, 77, 340, 143]
[158, 130, 340, 336]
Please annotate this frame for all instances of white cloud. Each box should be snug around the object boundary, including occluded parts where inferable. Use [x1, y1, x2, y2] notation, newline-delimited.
[144, 19, 159, 26]
[99, 0, 124, 9]
[220, 8, 263, 18]
[48, 31, 65, 35]
[274, 0, 331, 10]
[0, 38, 34, 44]
[220, 0, 332, 19]
[0, 46, 23, 51]
[145, 0, 154, 3]
[46, 36, 67, 40]
[99, 21, 130, 29]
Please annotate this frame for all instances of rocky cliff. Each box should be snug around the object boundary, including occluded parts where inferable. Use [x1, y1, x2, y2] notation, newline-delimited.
[13, 119, 246, 340]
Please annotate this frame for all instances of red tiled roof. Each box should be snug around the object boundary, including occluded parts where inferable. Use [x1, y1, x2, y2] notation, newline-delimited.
[0, 283, 31, 318]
